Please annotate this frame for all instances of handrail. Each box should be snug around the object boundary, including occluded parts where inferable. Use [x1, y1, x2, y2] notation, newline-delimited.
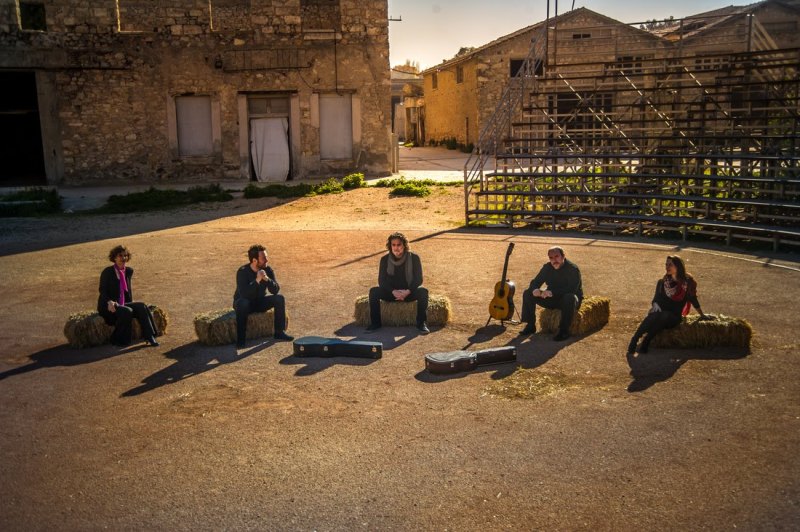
[463, 25, 548, 205]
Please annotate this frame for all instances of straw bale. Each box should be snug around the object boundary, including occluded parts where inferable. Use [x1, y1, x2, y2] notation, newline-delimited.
[63, 305, 169, 348]
[538, 296, 610, 335]
[353, 294, 452, 327]
[649, 314, 752, 349]
[193, 308, 289, 346]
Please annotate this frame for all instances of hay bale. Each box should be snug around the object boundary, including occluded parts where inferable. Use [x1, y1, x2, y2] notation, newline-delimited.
[538, 296, 610, 335]
[649, 314, 752, 349]
[193, 308, 289, 346]
[63, 305, 169, 348]
[353, 294, 452, 327]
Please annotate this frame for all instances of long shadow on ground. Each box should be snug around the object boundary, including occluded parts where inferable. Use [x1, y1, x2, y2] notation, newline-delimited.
[121, 341, 268, 397]
[626, 347, 750, 392]
[0, 196, 291, 257]
[414, 325, 574, 383]
[0, 343, 150, 381]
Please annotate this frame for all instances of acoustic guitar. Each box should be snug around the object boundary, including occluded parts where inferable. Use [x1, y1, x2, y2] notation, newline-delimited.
[488, 242, 515, 321]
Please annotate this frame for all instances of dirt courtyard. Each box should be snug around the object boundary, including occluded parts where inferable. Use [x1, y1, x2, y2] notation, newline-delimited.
[1, 187, 799, 530]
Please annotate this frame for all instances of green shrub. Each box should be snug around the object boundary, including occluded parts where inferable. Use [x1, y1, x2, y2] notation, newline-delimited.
[0, 187, 61, 217]
[243, 183, 315, 198]
[342, 172, 365, 189]
[375, 177, 438, 188]
[315, 177, 344, 195]
[391, 182, 431, 197]
[444, 137, 458, 150]
[103, 184, 232, 213]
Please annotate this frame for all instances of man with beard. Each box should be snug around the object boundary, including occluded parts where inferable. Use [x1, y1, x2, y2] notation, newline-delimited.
[233, 244, 293, 348]
[519, 246, 583, 341]
[366, 232, 429, 334]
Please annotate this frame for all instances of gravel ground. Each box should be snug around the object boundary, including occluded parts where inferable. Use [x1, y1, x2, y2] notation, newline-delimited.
[1, 187, 798, 530]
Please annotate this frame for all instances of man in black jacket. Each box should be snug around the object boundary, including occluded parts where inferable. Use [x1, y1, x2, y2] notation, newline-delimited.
[367, 232, 429, 334]
[233, 244, 293, 348]
[519, 246, 583, 341]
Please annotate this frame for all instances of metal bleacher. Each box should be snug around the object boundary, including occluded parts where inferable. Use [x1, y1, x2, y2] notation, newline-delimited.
[463, 13, 800, 251]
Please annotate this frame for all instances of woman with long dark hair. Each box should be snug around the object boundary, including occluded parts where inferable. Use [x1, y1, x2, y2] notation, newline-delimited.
[97, 245, 159, 347]
[627, 255, 709, 354]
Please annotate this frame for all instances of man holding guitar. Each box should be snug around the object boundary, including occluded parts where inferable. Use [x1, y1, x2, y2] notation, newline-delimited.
[519, 246, 583, 341]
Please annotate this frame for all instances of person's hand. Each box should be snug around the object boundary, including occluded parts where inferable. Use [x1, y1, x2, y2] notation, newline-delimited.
[107, 300, 117, 313]
[699, 314, 714, 321]
[649, 302, 661, 314]
[256, 269, 268, 283]
[393, 289, 409, 301]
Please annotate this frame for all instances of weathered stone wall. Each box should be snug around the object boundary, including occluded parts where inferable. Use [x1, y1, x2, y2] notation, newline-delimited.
[0, 0, 390, 184]
[423, 56, 479, 146]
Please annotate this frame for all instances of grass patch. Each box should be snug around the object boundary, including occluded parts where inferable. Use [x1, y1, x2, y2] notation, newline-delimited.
[244, 173, 365, 199]
[0, 187, 62, 217]
[243, 183, 315, 198]
[390, 181, 431, 197]
[100, 184, 233, 213]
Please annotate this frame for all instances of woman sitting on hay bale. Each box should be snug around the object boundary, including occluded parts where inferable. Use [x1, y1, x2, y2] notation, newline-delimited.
[627, 255, 711, 355]
[97, 245, 160, 347]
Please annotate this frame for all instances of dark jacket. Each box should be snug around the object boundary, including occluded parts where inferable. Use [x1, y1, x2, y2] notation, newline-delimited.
[97, 265, 134, 325]
[233, 264, 279, 305]
[530, 258, 583, 300]
[378, 252, 423, 292]
[652, 277, 700, 316]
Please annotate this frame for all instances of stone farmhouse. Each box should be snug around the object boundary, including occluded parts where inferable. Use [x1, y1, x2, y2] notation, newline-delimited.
[421, 1, 800, 150]
[0, 0, 392, 186]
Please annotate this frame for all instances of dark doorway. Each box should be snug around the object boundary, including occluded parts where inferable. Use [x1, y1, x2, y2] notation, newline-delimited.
[0, 71, 47, 185]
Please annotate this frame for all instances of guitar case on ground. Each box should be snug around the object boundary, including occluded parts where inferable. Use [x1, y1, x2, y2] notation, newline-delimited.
[424, 346, 516, 375]
[293, 336, 382, 359]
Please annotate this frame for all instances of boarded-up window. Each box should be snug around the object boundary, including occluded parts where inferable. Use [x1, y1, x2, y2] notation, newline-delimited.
[456, 66, 464, 84]
[176, 96, 213, 156]
[319, 93, 352, 160]
[432, 73, 438, 90]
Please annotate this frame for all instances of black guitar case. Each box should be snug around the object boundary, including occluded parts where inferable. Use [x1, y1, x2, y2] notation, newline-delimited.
[293, 336, 382, 359]
[424, 346, 516, 375]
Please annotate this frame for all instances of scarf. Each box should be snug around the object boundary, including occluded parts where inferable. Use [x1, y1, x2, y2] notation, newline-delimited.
[663, 274, 696, 316]
[116, 264, 128, 306]
[387, 252, 414, 287]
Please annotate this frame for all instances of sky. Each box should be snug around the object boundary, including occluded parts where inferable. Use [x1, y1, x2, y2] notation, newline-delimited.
[388, 0, 751, 70]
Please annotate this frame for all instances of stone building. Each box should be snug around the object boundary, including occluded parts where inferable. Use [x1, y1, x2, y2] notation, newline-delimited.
[0, 0, 392, 186]
[421, 1, 800, 150]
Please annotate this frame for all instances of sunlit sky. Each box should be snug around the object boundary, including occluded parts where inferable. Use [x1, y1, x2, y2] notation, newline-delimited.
[388, 0, 751, 70]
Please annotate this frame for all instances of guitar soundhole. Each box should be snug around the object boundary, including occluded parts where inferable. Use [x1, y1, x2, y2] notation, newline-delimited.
[371, 347, 377, 352]
[300, 346, 305, 352]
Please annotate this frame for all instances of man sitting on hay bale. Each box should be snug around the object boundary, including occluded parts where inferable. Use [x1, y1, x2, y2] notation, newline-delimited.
[519, 246, 583, 341]
[233, 244, 294, 348]
[366, 232, 430, 334]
